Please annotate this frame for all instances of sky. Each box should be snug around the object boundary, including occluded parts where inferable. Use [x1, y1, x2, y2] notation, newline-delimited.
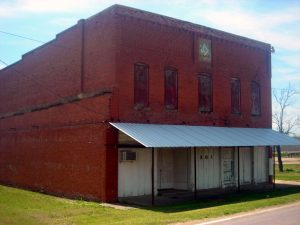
[0, 0, 300, 135]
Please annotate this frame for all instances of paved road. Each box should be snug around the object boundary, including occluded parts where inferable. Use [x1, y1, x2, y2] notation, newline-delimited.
[195, 202, 300, 225]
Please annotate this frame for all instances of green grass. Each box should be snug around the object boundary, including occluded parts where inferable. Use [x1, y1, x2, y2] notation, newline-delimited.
[275, 164, 300, 181]
[1, 185, 300, 225]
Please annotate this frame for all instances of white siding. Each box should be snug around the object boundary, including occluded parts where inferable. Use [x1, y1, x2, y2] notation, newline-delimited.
[118, 148, 152, 197]
[173, 149, 190, 190]
[157, 148, 190, 190]
[118, 146, 270, 198]
[197, 148, 220, 189]
[254, 147, 268, 183]
[221, 147, 235, 188]
[239, 147, 253, 184]
[157, 149, 174, 189]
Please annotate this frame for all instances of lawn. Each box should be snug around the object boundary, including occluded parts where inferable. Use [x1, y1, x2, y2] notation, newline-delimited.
[275, 164, 300, 181]
[1, 185, 300, 225]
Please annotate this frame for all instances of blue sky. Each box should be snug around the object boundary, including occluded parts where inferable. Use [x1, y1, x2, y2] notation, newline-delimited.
[0, 0, 299, 135]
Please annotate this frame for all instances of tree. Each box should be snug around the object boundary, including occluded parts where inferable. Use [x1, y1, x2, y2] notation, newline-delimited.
[273, 84, 300, 172]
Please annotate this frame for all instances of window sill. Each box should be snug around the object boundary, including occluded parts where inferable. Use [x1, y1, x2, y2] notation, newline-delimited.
[165, 108, 178, 112]
[134, 106, 151, 111]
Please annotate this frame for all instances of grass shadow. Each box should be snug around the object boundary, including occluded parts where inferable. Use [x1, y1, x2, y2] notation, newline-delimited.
[144, 187, 300, 213]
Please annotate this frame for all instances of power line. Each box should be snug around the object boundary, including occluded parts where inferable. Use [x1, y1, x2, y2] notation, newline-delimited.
[2, 29, 300, 93]
[0, 30, 45, 44]
[1, 29, 300, 95]
[0, 60, 6, 66]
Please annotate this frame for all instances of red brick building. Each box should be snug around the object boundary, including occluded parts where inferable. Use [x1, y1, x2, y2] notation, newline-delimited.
[1, 5, 299, 204]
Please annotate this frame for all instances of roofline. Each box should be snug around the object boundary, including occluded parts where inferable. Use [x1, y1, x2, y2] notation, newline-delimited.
[0, 4, 271, 72]
[110, 4, 271, 51]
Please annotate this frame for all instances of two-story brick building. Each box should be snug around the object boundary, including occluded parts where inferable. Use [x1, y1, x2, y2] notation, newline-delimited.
[0, 5, 299, 204]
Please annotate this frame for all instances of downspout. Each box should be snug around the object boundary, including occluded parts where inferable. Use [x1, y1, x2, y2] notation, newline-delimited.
[237, 146, 240, 193]
[151, 147, 155, 205]
[273, 146, 276, 190]
[194, 147, 197, 200]
[78, 19, 85, 93]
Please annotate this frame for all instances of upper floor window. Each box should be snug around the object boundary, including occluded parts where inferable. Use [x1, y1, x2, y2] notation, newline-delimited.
[198, 74, 212, 112]
[231, 78, 241, 114]
[165, 67, 178, 110]
[134, 63, 149, 109]
[251, 81, 261, 116]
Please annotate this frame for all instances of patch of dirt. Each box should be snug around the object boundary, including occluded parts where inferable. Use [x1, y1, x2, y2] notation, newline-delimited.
[276, 157, 300, 164]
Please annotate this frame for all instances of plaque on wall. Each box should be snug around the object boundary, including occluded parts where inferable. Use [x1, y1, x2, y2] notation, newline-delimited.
[199, 38, 212, 64]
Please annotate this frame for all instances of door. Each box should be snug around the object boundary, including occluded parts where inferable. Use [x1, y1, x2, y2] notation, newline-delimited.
[197, 148, 220, 189]
[158, 149, 174, 189]
[254, 147, 268, 183]
[222, 148, 235, 187]
[239, 147, 253, 184]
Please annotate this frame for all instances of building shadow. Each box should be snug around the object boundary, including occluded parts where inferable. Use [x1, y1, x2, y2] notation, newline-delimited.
[117, 184, 300, 213]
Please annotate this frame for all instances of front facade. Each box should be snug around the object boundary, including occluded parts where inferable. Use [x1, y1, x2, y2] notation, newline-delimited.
[1, 5, 296, 203]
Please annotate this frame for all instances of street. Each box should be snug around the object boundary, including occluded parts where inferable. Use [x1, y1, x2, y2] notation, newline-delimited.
[194, 202, 300, 225]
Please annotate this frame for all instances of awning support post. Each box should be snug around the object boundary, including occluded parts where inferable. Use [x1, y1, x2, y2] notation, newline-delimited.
[273, 146, 276, 190]
[237, 146, 240, 193]
[151, 147, 155, 206]
[194, 147, 197, 200]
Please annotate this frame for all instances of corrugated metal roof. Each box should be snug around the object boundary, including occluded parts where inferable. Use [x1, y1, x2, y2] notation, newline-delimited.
[110, 123, 300, 148]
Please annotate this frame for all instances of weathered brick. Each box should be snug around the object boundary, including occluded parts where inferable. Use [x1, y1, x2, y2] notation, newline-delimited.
[0, 5, 271, 202]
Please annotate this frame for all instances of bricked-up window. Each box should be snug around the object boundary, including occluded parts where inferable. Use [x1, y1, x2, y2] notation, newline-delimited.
[251, 81, 261, 116]
[134, 63, 149, 109]
[231, 78, 241, 114]
[165, 68, 178, 109]
[198, 75, 212, 112]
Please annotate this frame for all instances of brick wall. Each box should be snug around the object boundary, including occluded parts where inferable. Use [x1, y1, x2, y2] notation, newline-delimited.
[0, 123, 114, 201]
[0, 8, 119, 201]
[0, 7, 116, 115]
[0, 25, 82, 114]
[0, 95, 118, 201]
[112, 15, 272, 128]
[0, 5, 272, 202]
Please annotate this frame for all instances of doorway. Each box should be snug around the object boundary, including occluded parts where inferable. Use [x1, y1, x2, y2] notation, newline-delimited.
[157, 148, 190, 191]
[221, 147, 235, 188]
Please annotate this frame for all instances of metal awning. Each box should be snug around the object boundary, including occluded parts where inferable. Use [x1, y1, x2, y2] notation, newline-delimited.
[110, 123, 300, 148]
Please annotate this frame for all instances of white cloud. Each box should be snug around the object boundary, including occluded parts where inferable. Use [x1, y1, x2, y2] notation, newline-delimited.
[49, 17, 78, 27]
[0, 0, 136, 17]
[186, 1, 300, 94]
[188, 3, 300, 51]
[0, 64, 5, 70]
[22, 0, 90, 13]
[279, 55, 300, 68]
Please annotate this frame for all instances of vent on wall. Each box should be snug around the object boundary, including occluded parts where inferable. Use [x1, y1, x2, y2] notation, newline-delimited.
[120, 150, 137, 161]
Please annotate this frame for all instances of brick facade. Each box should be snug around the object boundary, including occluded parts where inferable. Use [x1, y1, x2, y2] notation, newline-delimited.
[0, 5, 271, 202]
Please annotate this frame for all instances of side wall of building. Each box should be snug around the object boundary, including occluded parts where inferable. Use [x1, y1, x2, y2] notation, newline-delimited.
[0, 9, 119, 202]
[0, 96, 118, 202]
